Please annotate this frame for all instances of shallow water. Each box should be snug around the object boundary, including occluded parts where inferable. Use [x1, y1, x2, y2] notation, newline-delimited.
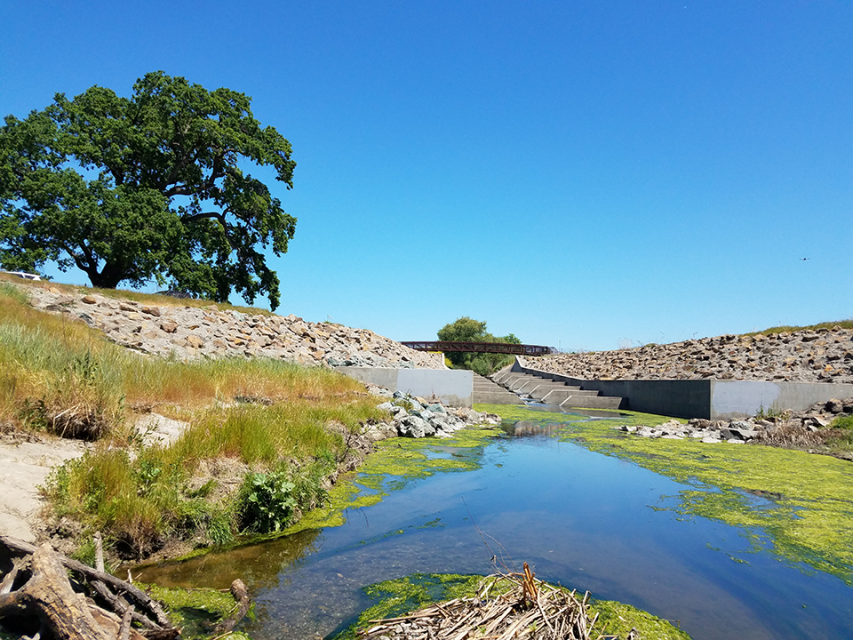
[139, 410, 853, 639]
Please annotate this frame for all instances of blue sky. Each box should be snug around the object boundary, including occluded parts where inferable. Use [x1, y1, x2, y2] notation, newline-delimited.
[1, 1, 851, 351]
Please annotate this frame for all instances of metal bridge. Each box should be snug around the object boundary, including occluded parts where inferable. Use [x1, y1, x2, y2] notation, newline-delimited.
[400, 341, 552, 356]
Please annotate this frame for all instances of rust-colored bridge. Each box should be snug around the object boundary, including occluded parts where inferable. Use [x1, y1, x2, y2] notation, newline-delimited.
[400, 341, 552, 356]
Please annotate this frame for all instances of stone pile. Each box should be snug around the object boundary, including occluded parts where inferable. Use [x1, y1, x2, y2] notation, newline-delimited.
[363, 390, 501, 440]
[20, 286, 443, 369]
[531, 327, 853, 384]
[617, 397, 853, 446]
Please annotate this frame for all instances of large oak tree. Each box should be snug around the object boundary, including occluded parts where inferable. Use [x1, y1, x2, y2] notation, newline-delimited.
[0, 71, 296, 309]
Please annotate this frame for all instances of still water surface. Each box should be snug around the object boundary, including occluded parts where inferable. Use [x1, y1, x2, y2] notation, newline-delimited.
[139, 411, 853, 639]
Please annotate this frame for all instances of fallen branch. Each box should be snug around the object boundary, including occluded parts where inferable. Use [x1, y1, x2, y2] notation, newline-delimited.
[211, 578, 251, 634]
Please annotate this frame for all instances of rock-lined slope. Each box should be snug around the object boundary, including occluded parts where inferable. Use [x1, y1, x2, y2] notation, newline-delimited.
[22, 286, 443, 369]
[529, 327, 853, 384]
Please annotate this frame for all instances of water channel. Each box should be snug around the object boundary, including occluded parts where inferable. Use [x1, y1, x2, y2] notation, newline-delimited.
[138, 406, 853, 639]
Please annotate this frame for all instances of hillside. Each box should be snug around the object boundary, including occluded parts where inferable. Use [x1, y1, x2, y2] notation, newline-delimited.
[12, 278, 442, 369]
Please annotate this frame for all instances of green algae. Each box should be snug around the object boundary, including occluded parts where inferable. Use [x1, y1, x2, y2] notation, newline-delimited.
[143, 583, 255, 639]
[282, 426, 504, 537]
[590, 599, 692, 640]
[482, 404, 853, 585]
[329, 573, 691, 640]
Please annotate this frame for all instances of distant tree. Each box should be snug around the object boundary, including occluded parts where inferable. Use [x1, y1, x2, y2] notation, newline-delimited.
[436, 316, 520, 376]
[0, 71, 296, 309]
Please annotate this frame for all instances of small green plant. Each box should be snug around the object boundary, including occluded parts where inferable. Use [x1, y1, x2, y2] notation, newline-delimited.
[755, 405, 790, 420]
[830, 415, 853, 430]
[238, 470, 297, 533]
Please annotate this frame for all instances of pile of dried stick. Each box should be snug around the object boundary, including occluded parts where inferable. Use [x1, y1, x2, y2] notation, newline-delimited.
[358, 563, 613, 640]
[0, 535, 179, 640]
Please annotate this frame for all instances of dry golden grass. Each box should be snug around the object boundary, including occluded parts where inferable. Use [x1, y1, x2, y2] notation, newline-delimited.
[0, 272, 274, 316]
[747, 319, 853, 336]
[0, 282, 371, 446]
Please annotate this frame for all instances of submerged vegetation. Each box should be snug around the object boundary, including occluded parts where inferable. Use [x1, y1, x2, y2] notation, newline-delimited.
[284, 425, 505, 535]
[480, 404, 853, 585]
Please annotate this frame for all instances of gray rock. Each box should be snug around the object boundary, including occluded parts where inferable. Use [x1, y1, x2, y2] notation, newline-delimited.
[376, 402, 394, 411]
[397, 415, 429, 438]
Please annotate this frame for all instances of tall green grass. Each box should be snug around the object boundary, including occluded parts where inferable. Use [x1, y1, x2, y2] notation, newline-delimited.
[46, 398, 385, 557]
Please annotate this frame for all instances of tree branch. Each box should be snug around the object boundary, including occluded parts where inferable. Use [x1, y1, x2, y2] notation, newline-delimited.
[181, 210, 228, 226]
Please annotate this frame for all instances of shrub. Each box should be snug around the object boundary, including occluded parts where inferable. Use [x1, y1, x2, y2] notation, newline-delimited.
[238, 470, 297, 533]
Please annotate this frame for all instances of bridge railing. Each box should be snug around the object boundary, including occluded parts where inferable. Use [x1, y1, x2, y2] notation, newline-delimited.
[401, 341, 551, 356]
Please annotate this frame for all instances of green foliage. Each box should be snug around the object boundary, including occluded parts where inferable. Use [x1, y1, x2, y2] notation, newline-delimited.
[831, 415, 853, 430]
[0, 71, 297, 309]
[755, 405, 790, 420]
[143, 583, 252, 639]
[237, 470, 297, 533]
[436, 316, 521, 376]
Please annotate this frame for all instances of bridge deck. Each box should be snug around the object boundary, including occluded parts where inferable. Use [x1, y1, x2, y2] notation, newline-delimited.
[401, 341, 551, 356]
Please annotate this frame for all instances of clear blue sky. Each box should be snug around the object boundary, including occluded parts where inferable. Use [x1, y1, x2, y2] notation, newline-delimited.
[2, 1, 851, 351]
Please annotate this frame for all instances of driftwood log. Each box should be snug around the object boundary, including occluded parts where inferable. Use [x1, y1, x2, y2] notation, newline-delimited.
[0, 535, 179, 640]
[211, 579, 251, 634]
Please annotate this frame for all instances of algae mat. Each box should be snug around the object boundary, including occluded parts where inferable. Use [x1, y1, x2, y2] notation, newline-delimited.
[479, 404, 853, 586]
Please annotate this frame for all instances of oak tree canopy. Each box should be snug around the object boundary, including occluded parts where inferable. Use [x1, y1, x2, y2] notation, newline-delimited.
[0, 71, 296, 310]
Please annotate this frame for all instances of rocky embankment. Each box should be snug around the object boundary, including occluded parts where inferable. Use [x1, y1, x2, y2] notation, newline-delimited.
[21, 285, 442, 369]
[363, 388, 501, 441]
[618, 397, 853, 458]
[530, 327, 853, 384]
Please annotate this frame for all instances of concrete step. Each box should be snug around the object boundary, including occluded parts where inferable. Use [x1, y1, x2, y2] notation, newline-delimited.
[537, 388, 599, 404]
[527, 384, 581, 400]
[560, 395, 623, 410]
[473, 391, 524, 405]
[472, 374, 525, 405]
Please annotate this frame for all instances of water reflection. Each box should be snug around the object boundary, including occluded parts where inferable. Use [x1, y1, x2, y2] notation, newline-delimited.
[137, 528, 322, 591]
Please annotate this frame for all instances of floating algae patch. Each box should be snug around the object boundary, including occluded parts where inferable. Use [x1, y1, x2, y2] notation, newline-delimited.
[284, 426, 504, 536]
[329, 573, 691, 640]
[590, 599, 692, 640]
[484, 405, 853, 585]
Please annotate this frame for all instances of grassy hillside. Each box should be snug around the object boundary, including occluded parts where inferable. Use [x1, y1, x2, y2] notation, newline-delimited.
[748, 319, 853, 336]
[0, 281, 385, 559]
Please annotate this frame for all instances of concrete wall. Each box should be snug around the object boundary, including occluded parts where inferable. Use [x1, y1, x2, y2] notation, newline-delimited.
[335, 367, 473, 407]
[514, 359, 853, 420]
[710, 380, 853, 419]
